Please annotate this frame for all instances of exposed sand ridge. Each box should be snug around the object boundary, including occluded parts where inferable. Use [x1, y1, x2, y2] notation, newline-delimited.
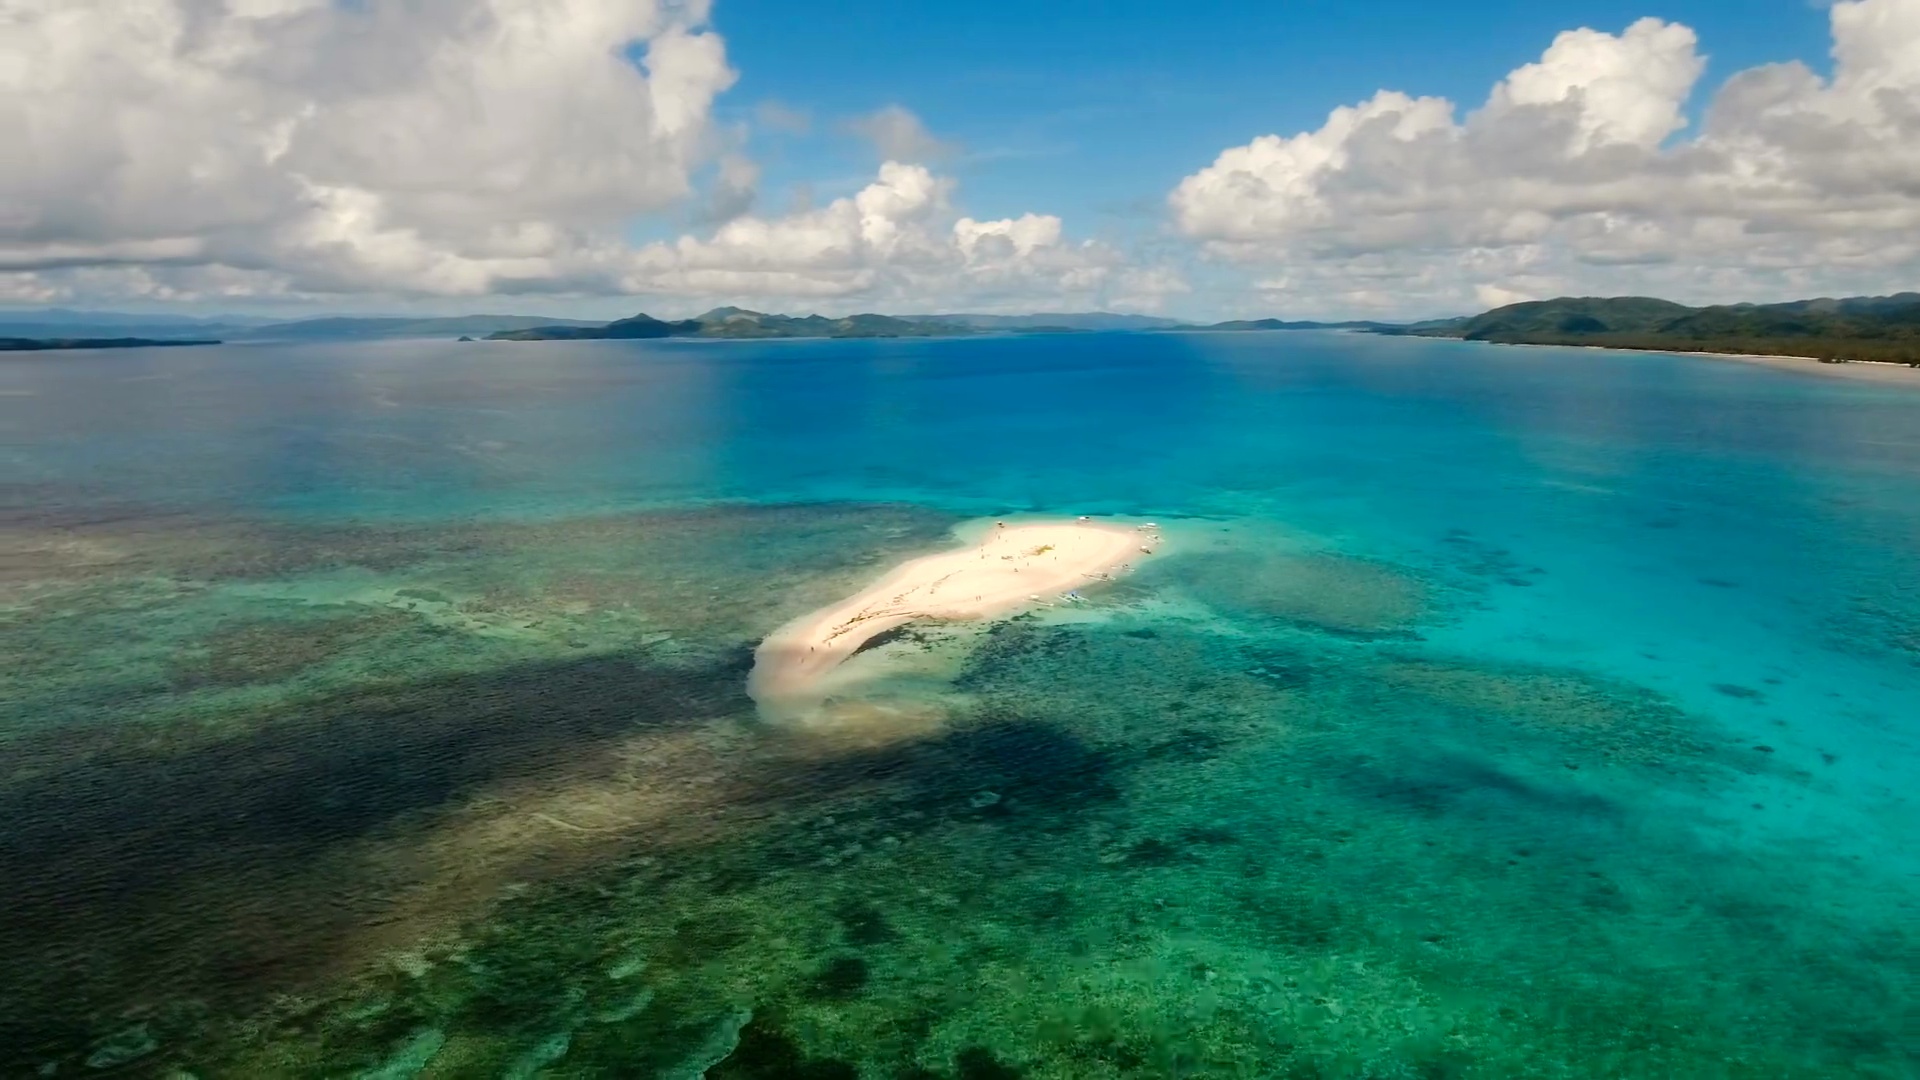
[749, 518, 1161, 711]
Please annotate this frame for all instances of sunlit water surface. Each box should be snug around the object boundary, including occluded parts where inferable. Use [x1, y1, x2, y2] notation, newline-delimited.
[4, 333, 1917, 1077]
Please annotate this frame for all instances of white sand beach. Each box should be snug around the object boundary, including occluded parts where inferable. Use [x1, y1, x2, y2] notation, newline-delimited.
[1674, 350, 1920, 385]
[1534, 342, 1920, 385]
[749, 518, 1159, 711]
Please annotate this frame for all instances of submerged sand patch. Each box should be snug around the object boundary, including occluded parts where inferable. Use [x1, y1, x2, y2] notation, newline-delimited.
[749, 519, 1159, 714]
[1163, 548, 1435, 640]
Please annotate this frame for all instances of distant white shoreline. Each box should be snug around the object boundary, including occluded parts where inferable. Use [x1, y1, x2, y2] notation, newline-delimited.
[1479, 339, 1920, 385]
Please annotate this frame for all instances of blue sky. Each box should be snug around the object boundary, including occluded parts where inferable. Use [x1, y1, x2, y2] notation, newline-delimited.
[715, 0, 1835, 235]
[6, 0, 1913, 320]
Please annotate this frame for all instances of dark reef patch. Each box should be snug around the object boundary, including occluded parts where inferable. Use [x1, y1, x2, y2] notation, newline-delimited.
[1829, 594, 1920, 664]
[1118, 836, 1200, 867]
[708, 1017, 860, 1080]
[838, 902, 899, 946]
[809, 956, 870, 1000]
[1332, 750, 1617, 821]
[746, 716, 1121, 825]
[1371, 655, 1723, 770]
[954, 622, 1090, 689]
[1439, 530, 1538, 587]
[0, 648, 750, 1072]
[1177, 823, 1240, 847]
[658, 916, 754, 968]
[955, 1046, 1024, 1080]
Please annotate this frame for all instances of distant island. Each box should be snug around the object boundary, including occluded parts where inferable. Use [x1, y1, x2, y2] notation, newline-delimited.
[0, 308, 1191, 344]
[488, 308, 976, 341]
[1171, 317, 1405, 332]
[0, 311, 609, 345]
[0, 336, 220, 352]
[902, 312, 1182, 332]
[1383, 294, 1920, 366]
[5, 295, 1917, 371]
[487, 308, 1457, 342]
[237, 314, 606, 342]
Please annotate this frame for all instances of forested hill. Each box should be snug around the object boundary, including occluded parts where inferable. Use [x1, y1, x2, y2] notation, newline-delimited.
[1394, 294, 1920, 365]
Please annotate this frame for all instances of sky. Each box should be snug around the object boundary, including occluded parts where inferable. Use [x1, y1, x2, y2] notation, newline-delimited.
[1, 0, 1914, 321]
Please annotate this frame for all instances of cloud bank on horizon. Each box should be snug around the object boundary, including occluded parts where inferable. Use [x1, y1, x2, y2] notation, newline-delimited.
[1172, 0, 1920, 314]
[2, 0, 1916, 317]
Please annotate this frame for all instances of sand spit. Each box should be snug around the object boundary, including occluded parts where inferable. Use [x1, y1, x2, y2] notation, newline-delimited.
[1673, 350, 1920, 385]
[749, 519, 1158, 711]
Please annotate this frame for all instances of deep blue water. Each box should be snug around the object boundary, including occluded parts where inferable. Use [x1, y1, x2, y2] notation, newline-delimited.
[4, 332, 1918, 1076]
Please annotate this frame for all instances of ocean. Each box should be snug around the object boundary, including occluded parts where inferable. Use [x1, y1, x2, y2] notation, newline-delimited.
[4, 331, 1917, 1077]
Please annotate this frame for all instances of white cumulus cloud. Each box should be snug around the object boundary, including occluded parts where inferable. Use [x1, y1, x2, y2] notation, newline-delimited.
[1170, 0, 1920, 315]
[620, 162, 1183, 312]
[0, 1, 1166, 312]
[0, 0, 741, 298]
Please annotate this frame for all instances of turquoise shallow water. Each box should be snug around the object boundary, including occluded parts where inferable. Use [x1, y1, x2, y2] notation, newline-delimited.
[3, 333, 1918, 1077]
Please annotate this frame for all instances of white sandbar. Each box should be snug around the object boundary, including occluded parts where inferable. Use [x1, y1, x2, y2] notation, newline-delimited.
[749, 519, 1157, 710]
